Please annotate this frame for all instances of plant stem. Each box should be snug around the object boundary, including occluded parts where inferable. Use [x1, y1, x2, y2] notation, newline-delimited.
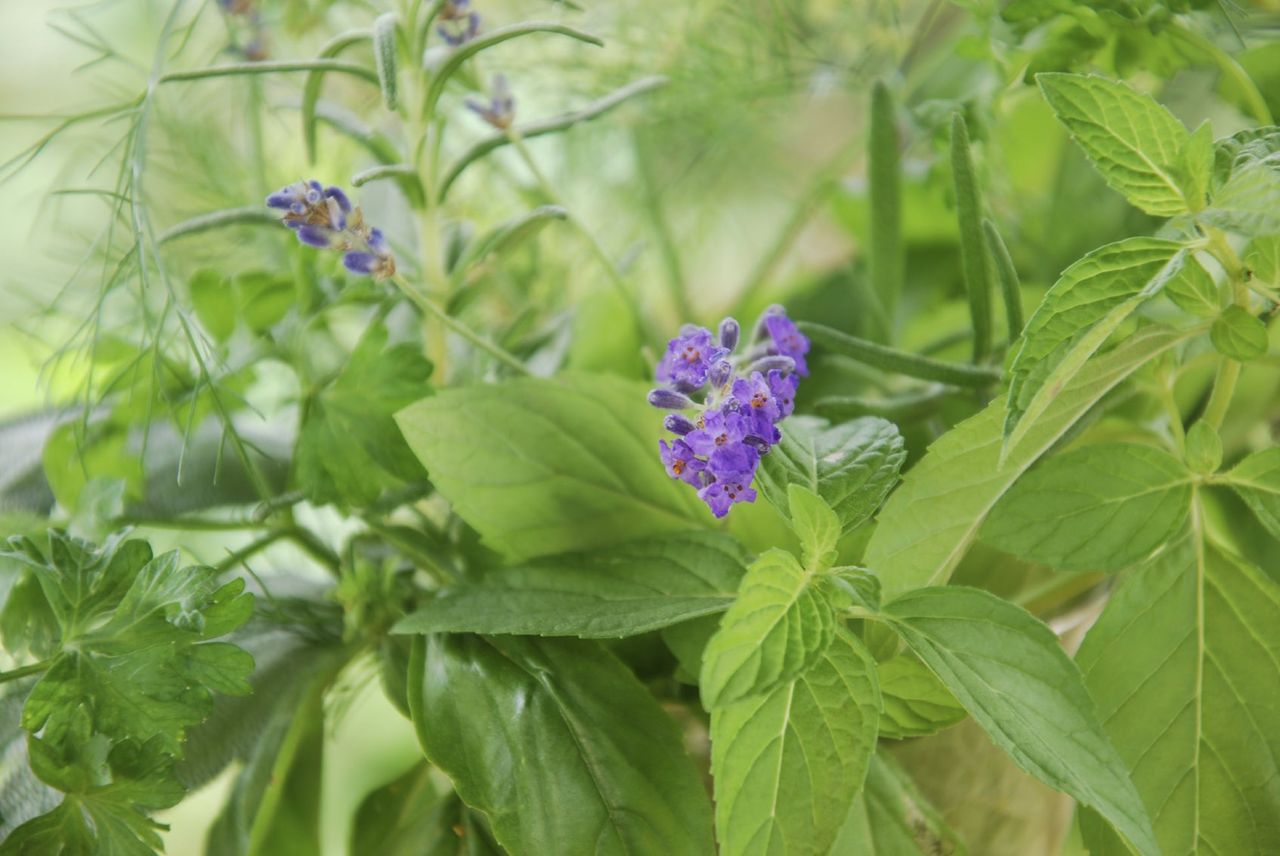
[801, 322, 1002, 388]
[392, 275, 531, 374]
[0, 661, 52, 685]
[1202, 358, 1241, 430]
[1168, 21, 1273, 126]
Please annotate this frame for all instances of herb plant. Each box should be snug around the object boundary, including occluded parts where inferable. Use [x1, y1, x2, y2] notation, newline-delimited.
[2, 0, 1280, 854]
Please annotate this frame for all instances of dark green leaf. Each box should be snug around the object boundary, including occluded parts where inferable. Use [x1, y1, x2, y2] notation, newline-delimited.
[830, 754, 965, 855]
[755, 416, 905, 534]
[951, 113, 993, 360]
[393, 531, 748, 638]
[884, 586, 1158, 856]
[408, 634, 714, 855]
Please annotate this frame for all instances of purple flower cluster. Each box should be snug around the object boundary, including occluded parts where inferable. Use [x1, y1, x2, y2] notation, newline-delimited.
[650, 306, 810, 518]
[466, 74, 515, 130]
[267, 180, 396, 280]
[438, 0, 480, 46]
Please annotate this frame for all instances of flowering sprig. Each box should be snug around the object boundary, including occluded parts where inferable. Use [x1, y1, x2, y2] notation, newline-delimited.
[466, 74, 515, 130]
[266, 180, 396, 280]
[649, 306, 809, 518]
[438, 0, 481, 46]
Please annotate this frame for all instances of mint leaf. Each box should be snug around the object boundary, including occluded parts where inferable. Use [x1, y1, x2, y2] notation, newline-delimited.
[867, 325, 1196, 600]
[396, 373, 708, 561]
[876, 653, 966, 740]
[409, 634, 714, 855]
[700, 548, 836, 708]
[884, 586, 1158, 856]
[392, 531, 748, 638]
[1037, 73, 1192, 216]
[295, 323, 432, 508]
[1076, 538, 1280, 854]
[830, 755, 963, 855]
[710, 627, 880, 856]
[981, 443, 1193, 572]
[1223, 447, 1280, 539]
[1247, 234, 1280, 286]
[1005, 237, 1185, 446]
[1164, 253, 1220, 318]
[1210, 305, 1269, 361]
[756, 416, 905, 534]
[787, 484, 840, 572]
[1184, 421, 1222, 475]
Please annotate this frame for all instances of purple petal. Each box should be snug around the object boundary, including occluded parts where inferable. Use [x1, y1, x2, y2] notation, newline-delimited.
[296, 225, 335, 248]
[342, 251, 379, 275]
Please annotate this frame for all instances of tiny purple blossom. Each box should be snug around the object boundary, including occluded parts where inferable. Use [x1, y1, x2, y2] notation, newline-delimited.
[767, 370, 798, 419]
[717, 317, 740, 352]
[297, 225, 336, 248]
[268, 180, 396, 280]
[664, 413, 696, 435]
[698, 475, 758, 519]
[466, 74, 515, 130]
[764, 312, 810, 376]
[684, 406, 751, 457]
[656, 326, 729, 389]
[706, 442, 759, 480]
[438, 1, 480, 45]
[659, 439, 706, 486]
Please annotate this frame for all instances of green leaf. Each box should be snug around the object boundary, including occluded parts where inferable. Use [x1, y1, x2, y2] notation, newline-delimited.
[1076, 538, 1280, 854]
[755, 416, 905, 534]
[867, 324, 1197, 601]
[1004, 237, 1185, 447]
[396, 373, 707, 561]
[189, 269, 235, 342]
[883, 586, 1158, 856]
[408, 634, 714, 855]
[1247, 234, 1280, 286]
[301, 29, 372, 164]
[1223, 446, 1280, 539]
[449, 205, 568, 286]
[392, 531, 748, 638]
[1164, 253, 1220, 318]
[787, 484, 840, 572]
[1184, 421, 1222, 474]
[951, 113, 993, 360]
[981, 443, 1193, 572]
[1210, 305, 1269, 361]
[372, 13, 399, 111]
[1037, 73, 1192, 216]
[830, 755, 965, 856]
[1178, 120, 1214, 212]
[710, 627, 880, 856]
[699, 548, 836, 709]
[876, 653, 967, 740]
[350, 764, 504, 856]
[1200, 162, 1280, 236]
[295, 323, 431, 508]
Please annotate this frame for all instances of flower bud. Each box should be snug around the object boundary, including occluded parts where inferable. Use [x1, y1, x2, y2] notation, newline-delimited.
[647, 389, 696, 410]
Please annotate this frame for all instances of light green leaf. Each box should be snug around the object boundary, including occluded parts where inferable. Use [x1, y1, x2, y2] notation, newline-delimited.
[1200, 162, 1280, 236]
[1076, 538, 1280, 854]
[787, 484, 840, 572]
[372, 13, 398, 111]
[867, 324, 1197, 601]
[396, 373, 707, 560]
[189, 269, 235, 342]
[1037, 73, 1192, 216]
[408, 635, 714, 856]
[392, 531, 747, 638]
[295, 323, 431, 508]
[1223, 447, 1280, 539]
[884, 586, 1158, 856]
[1210, 305, 1268, 361]
[829, 754, 965, 856]
[1247, 234, 1280, 286]
[711, 627, 880, 856]
[755, 415, 905, 534]
[1005, 237, 1185, 447]
[699, 548, 836, 709]
[868, 79, 903, 331]
[981, 443, 1193, 572]
[1178, 120, 1214, 212]
[876, 653, 967, 740]
[1164, 253, 1220, 318]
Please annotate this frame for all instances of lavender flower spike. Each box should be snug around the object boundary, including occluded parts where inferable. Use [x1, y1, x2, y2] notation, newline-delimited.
[438, 0, 480, 45]
[267, 180, 396, 280]
[466, 74, 515, 130]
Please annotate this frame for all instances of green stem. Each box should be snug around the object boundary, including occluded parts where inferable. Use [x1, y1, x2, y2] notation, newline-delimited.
[1168, 21, 1273, 126]
[1202, 358, 1240, 430]
[0, 661, 52, 685]
[392, 275, 531, 374]
[801, 322, 1002, 388]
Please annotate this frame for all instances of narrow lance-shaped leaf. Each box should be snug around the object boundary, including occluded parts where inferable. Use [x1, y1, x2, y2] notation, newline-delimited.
[392, 531, 748, 638]
[711, 627, 881, 856]
[1037, 73, 1192, 216]
[302, 29, 373, 163]
[951, 113, 993, 361]
[372, 13, 399, 111]
[866, 324, 1197, 601]
[407, 634, 715, 855]
[868, 79, 902, 336]
[883, 586, 1159, 856]
[981, 443, 1193, 572]
[1004, 237, 1185, 448]
[1076, 536, 1280, 854]
[983, 218, 1024, 338]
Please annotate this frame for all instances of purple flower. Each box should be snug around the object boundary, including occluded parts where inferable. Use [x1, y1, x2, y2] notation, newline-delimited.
[698, 473, 758, 519]
[764, 311, 810, 376]
[767, 370, 798, 419]
[466, 74, 515, 130]
[659, 439, 706, 486]
[684, 406, 751, 457]
[656, 326, 729, 389]
[268, 180, 396, 280]
[438, 0, 480, 45]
